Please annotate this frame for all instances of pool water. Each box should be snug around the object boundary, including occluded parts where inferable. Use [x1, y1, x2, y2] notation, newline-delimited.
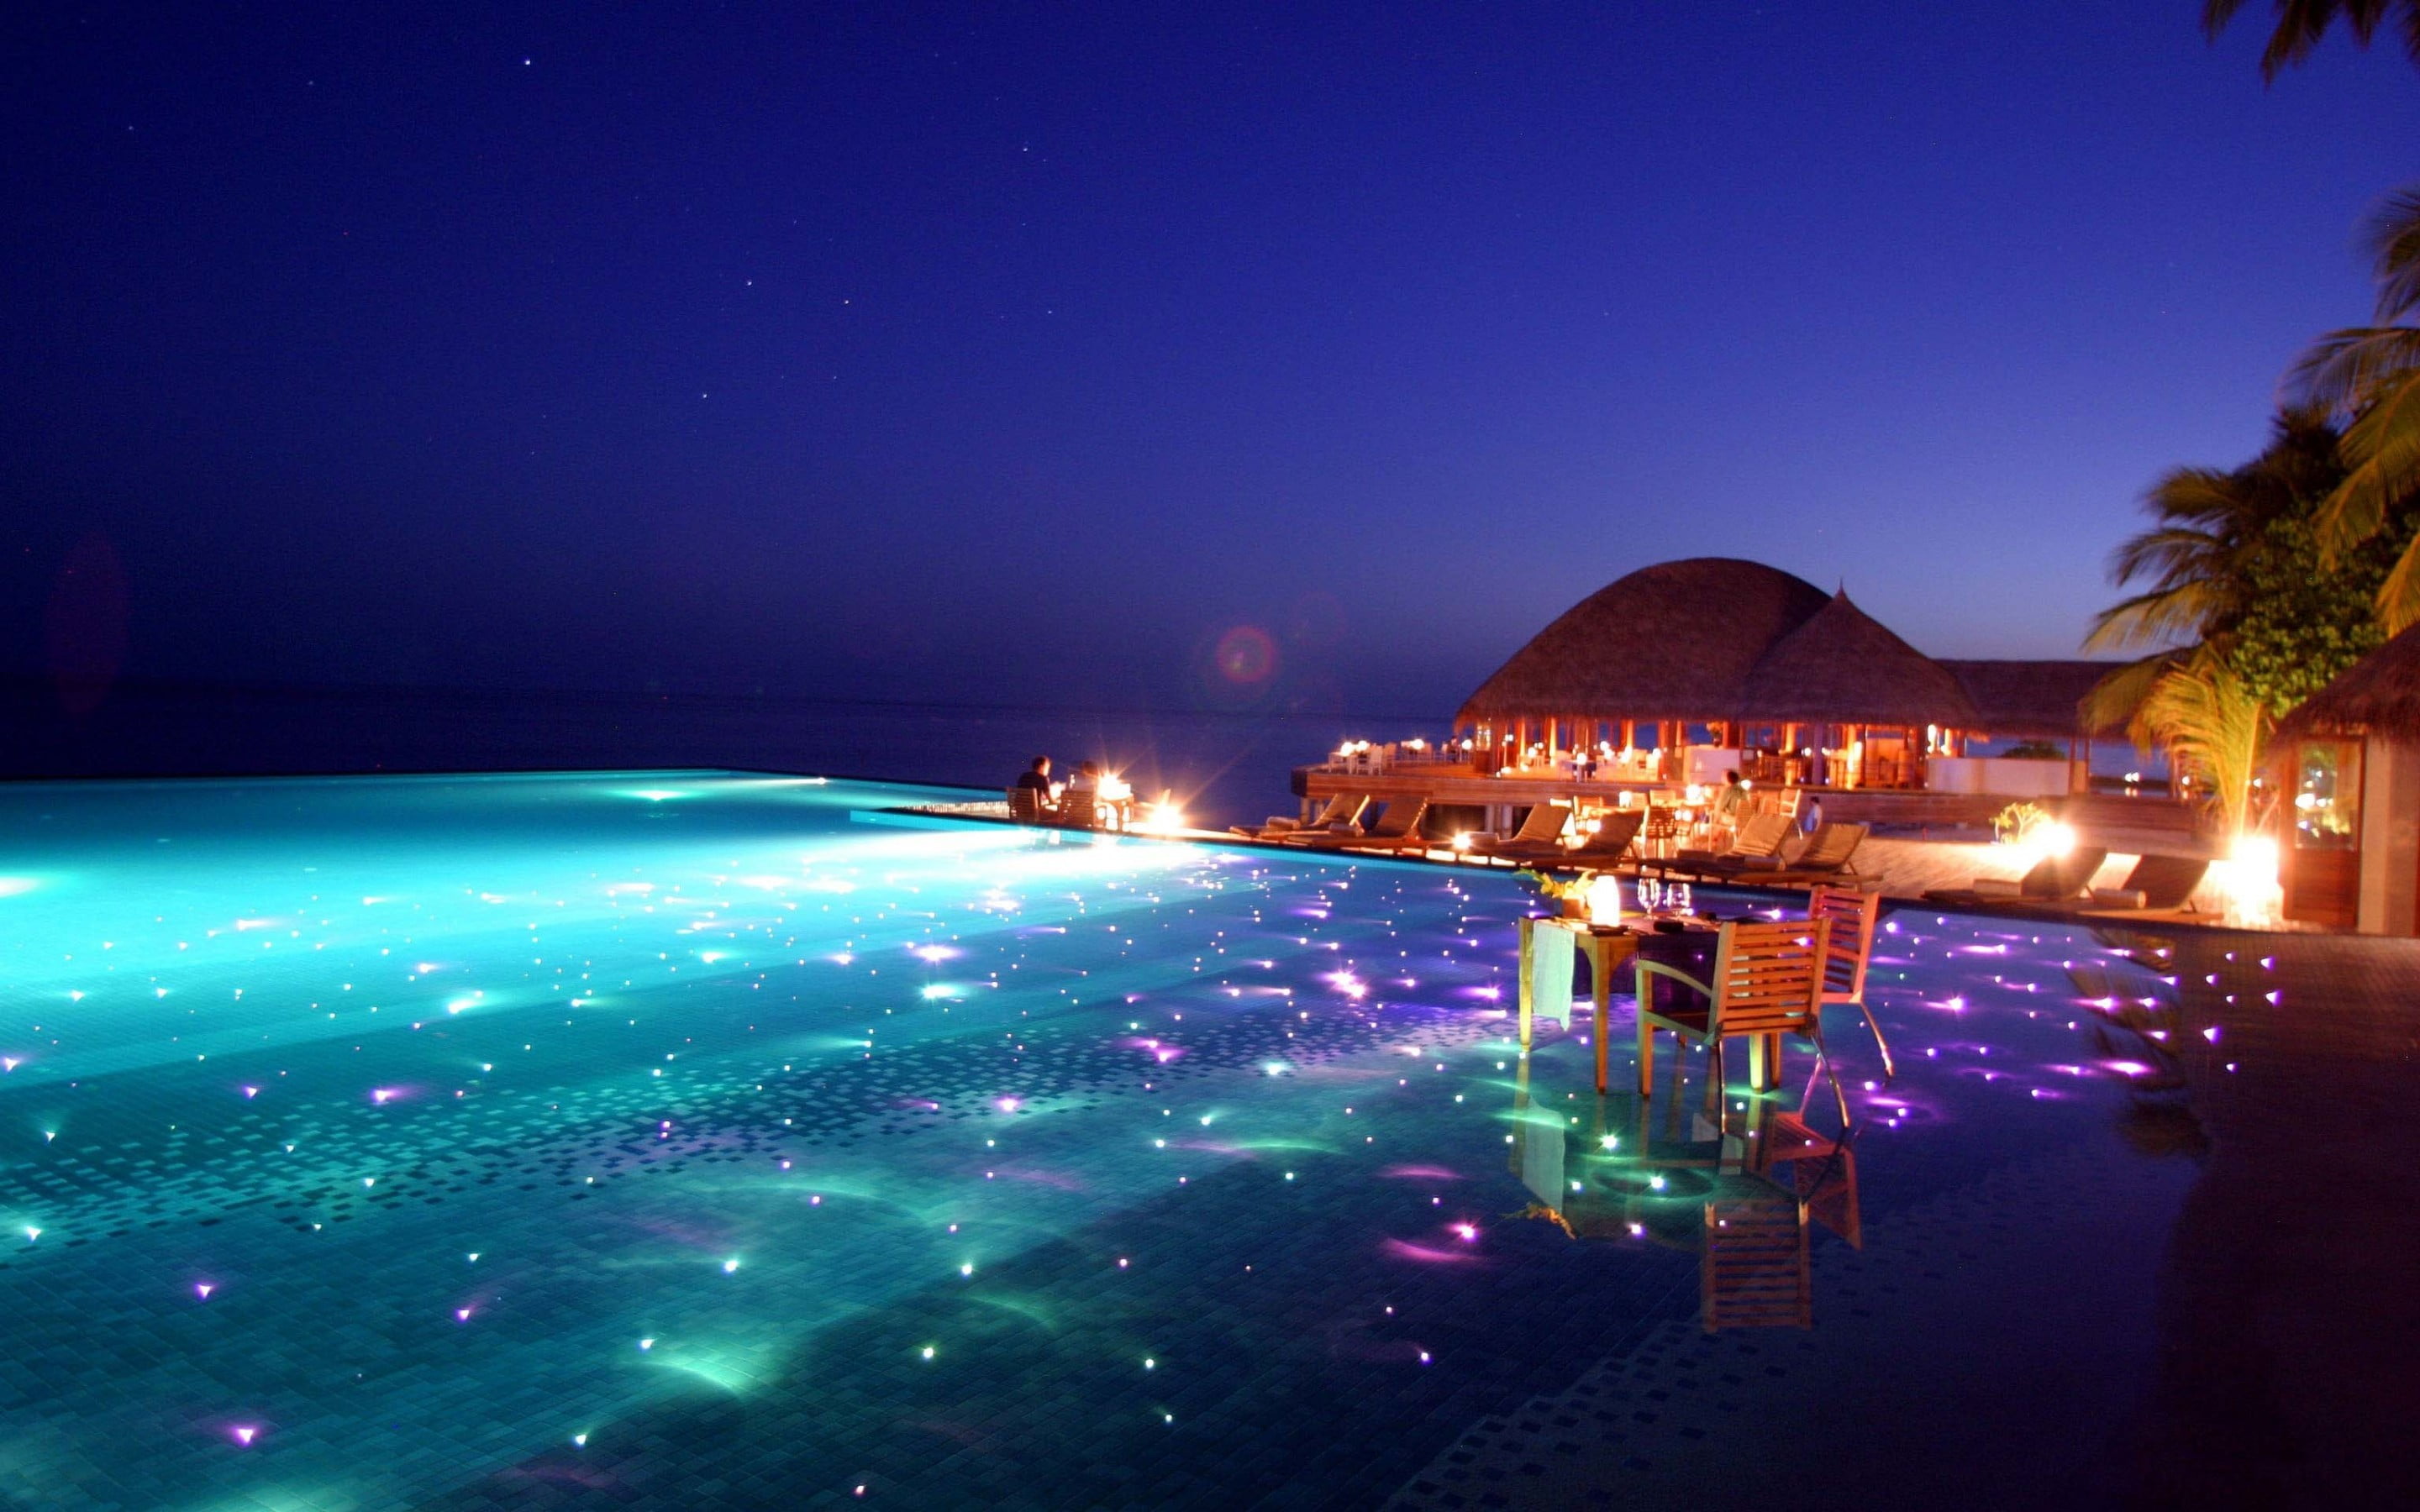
[0, 772, 2265, 1508]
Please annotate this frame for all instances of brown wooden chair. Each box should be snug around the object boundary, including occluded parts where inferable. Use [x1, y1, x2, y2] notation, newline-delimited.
[1005, 785, 1046, 824]
[1634, 918, 1844, 1119]
[1053, 790, 1099, 830]
[1807, 885, 1890, 1075]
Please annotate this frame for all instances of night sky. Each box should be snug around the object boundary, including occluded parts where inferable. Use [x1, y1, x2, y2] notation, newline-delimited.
[8, 3, 2420, 722]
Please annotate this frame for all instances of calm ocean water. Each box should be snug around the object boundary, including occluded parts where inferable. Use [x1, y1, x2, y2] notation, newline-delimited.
[0, 679, 1442, 829]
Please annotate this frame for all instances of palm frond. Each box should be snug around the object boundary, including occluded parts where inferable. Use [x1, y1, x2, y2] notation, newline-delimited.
[2363, 183, 2420, 321]
[2204, 0, 2398, 81]
[2317, 369, 2420, 554]
[2375, 528, 2420, 633]
[2078, 654, 2178, 734]
[2107, 525, 2230, 593]
[2084, 584, 2229, 654]
[2138, 466, 2256, 532]
[2132, 654, 2270, 837]
[2287, 324, 2420, 412]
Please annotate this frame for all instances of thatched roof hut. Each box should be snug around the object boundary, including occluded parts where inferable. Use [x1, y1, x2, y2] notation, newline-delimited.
[1936, 659, 2125, 738]
[1457, 557, 2120, 738]
[2271, 625, 2420, 743]
[1736, 591, 1981, 727]
[1456, 558, 1829, 727]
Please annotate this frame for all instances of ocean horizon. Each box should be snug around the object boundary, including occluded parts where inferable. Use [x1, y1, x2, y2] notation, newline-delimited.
[0, 677, 1449, 830]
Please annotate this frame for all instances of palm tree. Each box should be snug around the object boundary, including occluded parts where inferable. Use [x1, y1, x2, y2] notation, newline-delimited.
[2290, 188, 2420, 630]
[2203, 1, 2420, 80]
[2127, 652, 2272, 837]
[2082, 410, 2343, 653]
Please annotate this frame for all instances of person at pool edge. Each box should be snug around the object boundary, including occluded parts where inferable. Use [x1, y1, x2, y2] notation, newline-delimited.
[1014, 755, 1055, 813]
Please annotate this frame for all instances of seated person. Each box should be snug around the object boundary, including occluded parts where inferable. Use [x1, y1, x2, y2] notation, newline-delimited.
[1013, 756, 1056, 812]
[1065, 760, 1102, 798]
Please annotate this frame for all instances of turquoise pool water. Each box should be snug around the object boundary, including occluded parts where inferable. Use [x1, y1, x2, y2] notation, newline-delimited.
[0, 772, 2238, 1508]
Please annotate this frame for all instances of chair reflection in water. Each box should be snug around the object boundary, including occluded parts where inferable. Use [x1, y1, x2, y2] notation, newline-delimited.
[1508, 1061, 1860, 1333]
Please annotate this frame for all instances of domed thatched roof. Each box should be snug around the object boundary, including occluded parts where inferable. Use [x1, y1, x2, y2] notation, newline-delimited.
[2272, 624, 2420, 745]
[1737, 590, 1981, 728]
[1457, 559, 1830, 726]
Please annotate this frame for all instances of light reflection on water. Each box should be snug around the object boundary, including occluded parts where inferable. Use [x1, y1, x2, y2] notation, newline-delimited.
[0, 773, 2235, 1507]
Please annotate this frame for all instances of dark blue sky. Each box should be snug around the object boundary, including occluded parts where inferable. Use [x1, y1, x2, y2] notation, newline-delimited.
[8, 3, 2420, 718]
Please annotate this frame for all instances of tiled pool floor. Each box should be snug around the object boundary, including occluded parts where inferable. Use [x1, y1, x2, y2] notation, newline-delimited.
[0, 773, 2410, 1509]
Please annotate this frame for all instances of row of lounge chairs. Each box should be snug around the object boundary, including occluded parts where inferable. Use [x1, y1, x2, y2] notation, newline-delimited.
[1231, 795, 1871, 887]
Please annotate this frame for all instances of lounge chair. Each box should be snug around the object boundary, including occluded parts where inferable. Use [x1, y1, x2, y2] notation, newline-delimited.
[1634, 917, 1848, 1117]
[1649, 812, 1793, 880]
[1463, 801, 1572, 860]
[1921, 846, 2109, 910]
[2075, 853, 2212, 916]
[1286, 797, 1428, 849]
[1231, 793, 1367, 842]
[1333, 799, 1439, 854]
[1739, 822, 1868, 886]
[1529, 808, 1645, 871]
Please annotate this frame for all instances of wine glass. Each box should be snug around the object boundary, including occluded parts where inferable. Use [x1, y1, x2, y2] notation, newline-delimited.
[1637, 877, 1661, 914]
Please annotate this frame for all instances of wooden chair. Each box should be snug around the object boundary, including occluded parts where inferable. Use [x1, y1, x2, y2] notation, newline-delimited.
[1634, 918, 1844, 1119]
[1005, 785, 1046, 824]
[1054, 790, 1099, 830]
[1642, 802, 1680, 853]
[1807, 885, 1890, 1075]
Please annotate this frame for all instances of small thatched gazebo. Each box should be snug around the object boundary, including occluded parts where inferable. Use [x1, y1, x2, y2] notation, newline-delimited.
[2267, 624, 2420, 934]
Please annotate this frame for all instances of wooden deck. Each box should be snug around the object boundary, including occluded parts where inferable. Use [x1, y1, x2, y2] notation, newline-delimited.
[1292, 766, 2202, 838]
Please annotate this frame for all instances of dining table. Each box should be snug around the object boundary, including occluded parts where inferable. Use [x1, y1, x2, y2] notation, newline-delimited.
[1518, 912, 1722, 1092]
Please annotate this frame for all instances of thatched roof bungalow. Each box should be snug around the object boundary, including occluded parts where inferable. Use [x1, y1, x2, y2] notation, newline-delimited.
[1456, 559, 1829, 728]
[1448, 556, 2121, 795]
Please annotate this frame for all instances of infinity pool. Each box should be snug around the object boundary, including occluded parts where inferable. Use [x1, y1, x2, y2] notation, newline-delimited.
[0, 772, 2333, 1508]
